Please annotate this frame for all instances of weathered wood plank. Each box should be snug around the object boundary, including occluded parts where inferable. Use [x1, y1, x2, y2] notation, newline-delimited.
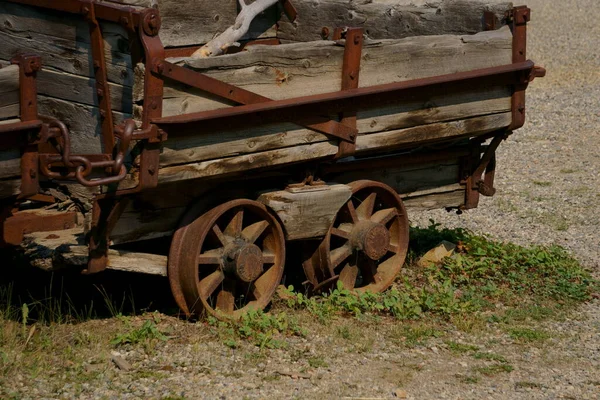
[0, 178, 21, 199]
[0, 104, 20, 120]
[402, 188, 465, 211]
[277, 0, 513, 42]
[158, 86, 510, 167]
[0, 3, 134, 86]
[22, 228, 168, 275]
[0, 64, 19, 110]
[152, 27, 511, 116]
[258, 185, 352, 240]
[36, 69, 132, 113]
[155, 113, 510, 185]
[38, 96, 130, 154]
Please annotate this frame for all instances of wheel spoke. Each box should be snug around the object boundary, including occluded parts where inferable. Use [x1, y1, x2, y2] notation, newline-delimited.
[198, 270, 225, 299]
[262, 252, 276, 264]
[330, 244, 352, 268]
[356, 192, 377, 221]
[224, 209, 243, 237]
[338, 264, 358, 289]
[212, 225, 229, 246]
[197, 249, 223, 265]
[358, 256, 379, 285]
[345, 200, 359, 224]
[253, 264, 278, 300]
[331, 227, 350, 240]
[216, 281, 235, 314]
[241, 221, 269, 244]
[371, 207, 397, 225]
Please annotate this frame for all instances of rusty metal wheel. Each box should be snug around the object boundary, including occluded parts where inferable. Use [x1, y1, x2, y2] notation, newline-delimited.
[169, 199, 285, 319]
[303, 180, 409, 294]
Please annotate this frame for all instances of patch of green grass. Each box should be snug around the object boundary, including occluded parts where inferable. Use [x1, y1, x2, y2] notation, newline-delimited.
[508, 327, 550, 343]
[307, 356, 328, 368]
[280, 222, 596, 326]
[111, 320, 168, 346]
[208, 310, 306, 349]
[515, 381, 545, 389]
[559, 168, 578, 174]
[532, 180, 552, 187]
[391, 324, 443, 347]
[473, 352, 508, 363]
[445, 341, 479, 354]
[473, 363, 514, 376]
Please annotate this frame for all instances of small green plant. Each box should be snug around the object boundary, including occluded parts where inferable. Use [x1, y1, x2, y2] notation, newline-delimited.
[208, 310, 306, 349]
[446, 341, 479, 354]
[111, 320, 168, 346]
[392, 324, 443, 347]
[456, 374, 480, 384]
[307, 356, 328, 368]
[508, 327, 550, 343]
[473, 364, 514, 376]
[473, 352, 508, 363]
[532, 180, 552, 187]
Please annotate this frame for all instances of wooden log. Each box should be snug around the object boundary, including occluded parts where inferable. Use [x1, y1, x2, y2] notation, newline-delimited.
[0, 3, 134, 86]
[277, 0, 513, 42]
[149, 27, 511, 114]
[258, 184, 352, 240]
[38, 96, 130, 154]
[154, 113, 510, 185]
[22, 228, 168, 275]
[0, 64, 19, 110]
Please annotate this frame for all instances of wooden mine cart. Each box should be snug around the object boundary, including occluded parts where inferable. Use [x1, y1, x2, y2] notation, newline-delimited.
[0, 0, 545, 318]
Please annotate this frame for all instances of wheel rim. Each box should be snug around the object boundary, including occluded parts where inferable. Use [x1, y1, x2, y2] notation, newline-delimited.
[169, 199, 285, 319]
[304, 180, 409, 293]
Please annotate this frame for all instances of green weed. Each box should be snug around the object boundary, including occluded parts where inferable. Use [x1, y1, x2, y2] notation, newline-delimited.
[446, 341, 479, 354]
[508, 327, 550, 343]
[473, 352, 508, 363]
[473, 364, 514, 376]
[111, 320, 168, 346]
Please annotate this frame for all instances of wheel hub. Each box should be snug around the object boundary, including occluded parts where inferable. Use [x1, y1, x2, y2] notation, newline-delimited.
[351, 221, 390, 260]
[224, 241, 264, 283]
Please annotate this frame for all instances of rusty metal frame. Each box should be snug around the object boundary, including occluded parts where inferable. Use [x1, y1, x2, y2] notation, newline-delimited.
[334, 27, 363, 159]
[154, 61, 542, 132]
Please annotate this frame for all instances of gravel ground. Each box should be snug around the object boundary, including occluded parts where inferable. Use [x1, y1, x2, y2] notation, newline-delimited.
[2, 1, 599, 399]
[411, 0, 600, 269]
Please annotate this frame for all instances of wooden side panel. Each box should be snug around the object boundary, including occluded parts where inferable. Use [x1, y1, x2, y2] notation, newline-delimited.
[0, 64, 19, 111]
[277, 0, 513, 42]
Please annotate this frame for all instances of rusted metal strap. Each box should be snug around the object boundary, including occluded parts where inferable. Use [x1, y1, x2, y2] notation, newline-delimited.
[84, 197, 129, 274]
[153, 61, 539, 134]
[83, 2, 116, 153]
[278, 0, 298, 22]
[11, 55, 42, 198]
[463, 134, 505, 209]
[334, 27, 363, 159]
[1, 210, 78, 247]
[508, 6, 530, 130]
[153, 61, 357, 143]
[483, 11, 498, 31]
[6, 0, 142, 28]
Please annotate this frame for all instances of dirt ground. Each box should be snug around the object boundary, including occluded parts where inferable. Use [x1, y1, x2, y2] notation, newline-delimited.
[1, 1, 599, 399]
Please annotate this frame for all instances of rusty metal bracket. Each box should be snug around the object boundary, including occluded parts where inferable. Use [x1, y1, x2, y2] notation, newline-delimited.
[462, 134, 506, 209]
[483, 11, 498, 31]
[508, 5, 530, 131]
[334, 27, 363, 159]
[84, 197, 129, 274]
[82, 0, 116, 154]
[152, 61, 357, 143]
[278, 0, 298, 22]
[11, 55, 42, 199]
[1, 209, 79, 247]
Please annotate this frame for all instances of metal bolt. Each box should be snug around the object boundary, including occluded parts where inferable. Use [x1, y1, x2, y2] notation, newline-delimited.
[97, 88, 104, 98]
[148, 167, 156, 176]
[354, 35, 360, 45]
[321, 27, 330, 39]
[156, 62, 164, 74]
[100, 110, 107, 119]
[29, 169, 36, 179]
